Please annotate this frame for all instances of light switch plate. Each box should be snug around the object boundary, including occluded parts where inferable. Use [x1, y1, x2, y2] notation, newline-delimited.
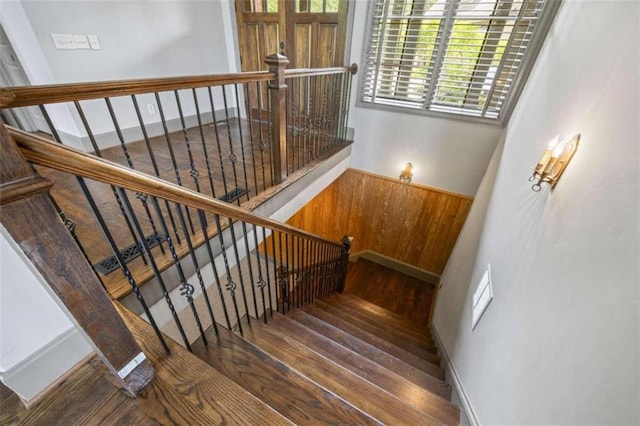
[87, 35, 101, 50]
[472, 265, 493, 330]
[51, 34, 90, 50]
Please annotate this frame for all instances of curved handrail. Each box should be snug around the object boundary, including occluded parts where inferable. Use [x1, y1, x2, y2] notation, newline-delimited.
[9, 127, 343, 249]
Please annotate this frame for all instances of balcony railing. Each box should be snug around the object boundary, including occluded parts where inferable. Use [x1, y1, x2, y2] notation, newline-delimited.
[0, 53, 356, 392]
[0, 55, 357, 301]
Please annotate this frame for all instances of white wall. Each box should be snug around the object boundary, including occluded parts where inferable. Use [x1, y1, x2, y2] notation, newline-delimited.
[433, 1, 640, 424]
[346, 0, 503, 196]
[0, 225, 92, 403]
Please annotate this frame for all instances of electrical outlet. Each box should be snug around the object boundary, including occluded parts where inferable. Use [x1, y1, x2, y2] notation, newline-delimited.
[147, 104, 156, 115]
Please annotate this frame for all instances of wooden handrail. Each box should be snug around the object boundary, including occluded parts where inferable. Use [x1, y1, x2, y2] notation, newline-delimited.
[9, 127, 342, 249]
[284, 64, 358, 79]
[0, 64, 358, 109]
[0, 71, 273, 108]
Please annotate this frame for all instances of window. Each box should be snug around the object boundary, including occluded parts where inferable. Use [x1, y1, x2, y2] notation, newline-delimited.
[360, 0, 560, 122]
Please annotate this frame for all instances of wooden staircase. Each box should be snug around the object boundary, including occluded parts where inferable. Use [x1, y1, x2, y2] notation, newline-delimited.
[2, 279, 460, 426]
[192, 292, 460, 425]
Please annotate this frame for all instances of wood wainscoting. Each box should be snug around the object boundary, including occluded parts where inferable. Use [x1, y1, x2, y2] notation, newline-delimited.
[286, 168, 473, 276]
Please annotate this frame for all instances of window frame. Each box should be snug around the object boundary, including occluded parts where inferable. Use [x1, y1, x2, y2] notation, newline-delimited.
[356, 0, 562, 127]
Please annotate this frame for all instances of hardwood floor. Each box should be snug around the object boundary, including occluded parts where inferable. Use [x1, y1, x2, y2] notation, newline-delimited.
[344, 258, 436, 327]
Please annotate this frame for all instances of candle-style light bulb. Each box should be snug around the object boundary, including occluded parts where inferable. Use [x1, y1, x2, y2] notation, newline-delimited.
[535, 135, 560, 173]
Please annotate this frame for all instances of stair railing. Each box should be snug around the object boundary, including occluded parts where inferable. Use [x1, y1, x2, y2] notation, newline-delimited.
[0, 55, 357, 300]
[5, 125, 352, 356]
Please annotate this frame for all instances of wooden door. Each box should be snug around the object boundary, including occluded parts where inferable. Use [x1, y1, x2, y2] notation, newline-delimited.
[286, 0, 349, 69]
[235, 0, 349, 71]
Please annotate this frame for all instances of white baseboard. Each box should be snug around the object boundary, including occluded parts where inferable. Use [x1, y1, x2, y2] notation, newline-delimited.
[432, 325, 480, 426]
[54, 108, 238, 152]
[0, 327, 93, 405]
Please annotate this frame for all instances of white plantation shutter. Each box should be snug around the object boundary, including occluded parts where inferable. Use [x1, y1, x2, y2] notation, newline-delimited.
[361, 0, 559, 121]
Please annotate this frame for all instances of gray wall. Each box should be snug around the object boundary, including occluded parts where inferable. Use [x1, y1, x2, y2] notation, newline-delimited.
[346, 0, 503, 196]
[433, 1, 640, 424]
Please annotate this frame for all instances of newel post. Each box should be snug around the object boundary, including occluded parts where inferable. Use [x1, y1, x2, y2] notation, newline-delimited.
[337, 235, 354, 293]
[0, 122, 154, 396]
[265, 53, 289, 184]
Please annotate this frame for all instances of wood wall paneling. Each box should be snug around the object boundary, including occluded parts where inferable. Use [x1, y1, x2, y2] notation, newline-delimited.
[286, 169, 472, 275]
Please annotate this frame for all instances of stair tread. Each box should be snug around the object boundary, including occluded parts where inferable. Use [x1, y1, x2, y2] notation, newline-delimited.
[116, 303, 293, 425]
[326, 294, 438, 349]
[192, 326, 379, 425]
[339, 292, 435, 339]
[288, 308, 450, 393]
[271, 311, 455, 411]
[243, 317, 454, 426]
[302, 304, 445, 379]
[314, 298, 441, 362]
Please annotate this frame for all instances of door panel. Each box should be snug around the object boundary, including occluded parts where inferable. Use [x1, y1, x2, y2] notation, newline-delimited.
[235, 0, 349, 71]
[295, 24, 313, 68]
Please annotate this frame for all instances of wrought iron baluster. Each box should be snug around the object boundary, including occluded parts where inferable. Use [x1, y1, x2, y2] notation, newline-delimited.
[240, 221, 260, 320]
[277, 232, 287, 314]
[121, 190, 192, 350]
[155, 92, 197, 234]
[234, 84, 251, 202]
[285, 78, 292, 175]
[72, 102, 148, 265]
[339, 72, 349, 142]
[177, 205, 219, 336]
[208, 86, 230, 197]
[173, 90, 199, 234]
[191, 88, 217, 198]
[251, 224, 268, 323]
[131, 94, 180, 245]
[226, 219, 252, 326]
[255, 81, 268, 192]
[296, 235, 302, 308]
[262, 227, 274, 316]
[83, 184, 170, 354]
[222, 86, 241, 201]
[105, 98, 164, 250]
[170, 202, 211, 344]
[289, 77, 297, 172]
[330, 73, 341, 148]
[266, 85, 275, 185]
[212, 214, 243, 334]
[343, 71, 354, 142]
[197, 210, 230, 331]
[304, 76, 312, 164]
[242, 84, 260, 198]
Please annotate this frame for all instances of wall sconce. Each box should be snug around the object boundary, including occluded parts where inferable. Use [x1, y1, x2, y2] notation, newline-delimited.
[399, 162, 413, 184]
[529, 134, 580, 192]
